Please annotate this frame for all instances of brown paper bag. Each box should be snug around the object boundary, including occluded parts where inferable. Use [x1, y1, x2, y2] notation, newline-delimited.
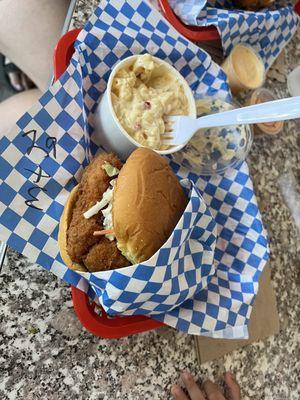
[195, 265, 279, 364]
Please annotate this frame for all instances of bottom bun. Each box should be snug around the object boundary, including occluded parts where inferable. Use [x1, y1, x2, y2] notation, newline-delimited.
[58, 186, 87, 272]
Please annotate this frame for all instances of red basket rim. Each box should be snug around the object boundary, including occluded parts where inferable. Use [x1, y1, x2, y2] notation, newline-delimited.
[158, 0, 220, 42]
[53, 28, 82, 80]
[72, 287, 163, 338]
[158, 0, 300, 42]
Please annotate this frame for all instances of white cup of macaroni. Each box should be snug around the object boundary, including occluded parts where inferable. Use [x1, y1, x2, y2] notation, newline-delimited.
[95, 54, 197, 160]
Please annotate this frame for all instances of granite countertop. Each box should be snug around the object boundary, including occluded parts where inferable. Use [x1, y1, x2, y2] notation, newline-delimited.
[1, 2, 300, 400]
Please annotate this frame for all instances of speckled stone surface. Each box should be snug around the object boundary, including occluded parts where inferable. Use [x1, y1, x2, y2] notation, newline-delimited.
[0, 2, 300, 400]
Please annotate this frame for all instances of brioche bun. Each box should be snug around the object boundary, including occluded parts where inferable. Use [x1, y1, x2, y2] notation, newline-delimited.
[113, 148, 187, 264]
[58, 148, 187, 272]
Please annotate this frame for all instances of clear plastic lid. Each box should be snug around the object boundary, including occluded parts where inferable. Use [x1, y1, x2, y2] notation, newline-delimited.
[171, 98, 253, 175]
[246, 88, 284, 136]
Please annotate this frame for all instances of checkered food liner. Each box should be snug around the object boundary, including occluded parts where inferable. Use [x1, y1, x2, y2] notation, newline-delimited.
[78, 180, 217, 316]
[0, 0, 269, 338]
[169, 0, 299, 69]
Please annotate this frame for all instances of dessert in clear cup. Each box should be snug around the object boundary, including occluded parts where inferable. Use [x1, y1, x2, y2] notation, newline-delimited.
[172, 98, 253, 175]
[245, 88, 284, 136]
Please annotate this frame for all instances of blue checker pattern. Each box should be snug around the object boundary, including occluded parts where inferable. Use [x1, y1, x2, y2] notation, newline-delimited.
[0, 0, 269, 338]
[169, 0, 299, 69]
[152, 161, 269, 336]
[85, 180, 217, 316]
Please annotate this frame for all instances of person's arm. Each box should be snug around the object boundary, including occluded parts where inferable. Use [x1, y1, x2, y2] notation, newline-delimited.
[0, 0, 70, 91]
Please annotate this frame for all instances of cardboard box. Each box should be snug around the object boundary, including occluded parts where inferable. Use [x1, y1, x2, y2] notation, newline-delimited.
[195, 266, 279, 363]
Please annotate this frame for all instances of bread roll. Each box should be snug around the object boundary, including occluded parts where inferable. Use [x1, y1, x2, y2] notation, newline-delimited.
[113, 148, 187, 264]
[58, 148, 187, 271]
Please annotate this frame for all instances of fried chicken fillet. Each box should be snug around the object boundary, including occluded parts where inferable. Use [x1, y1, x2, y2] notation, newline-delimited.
[66, 153, 130, 272]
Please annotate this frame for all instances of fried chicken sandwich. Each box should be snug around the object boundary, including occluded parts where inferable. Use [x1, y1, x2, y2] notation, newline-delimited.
[58, 148, 187, 272]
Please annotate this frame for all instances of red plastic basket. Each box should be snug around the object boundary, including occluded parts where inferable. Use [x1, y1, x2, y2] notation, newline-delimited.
[158, 0, 219, 41]
[53, 29, 163, 338]
[158, 0, 300, 42]
[71, 286, 163, 338]
[53, 0, 300, 336]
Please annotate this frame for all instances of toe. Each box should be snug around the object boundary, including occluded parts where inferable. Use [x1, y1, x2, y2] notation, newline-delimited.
[224, 372, 241, 400]
[181, 371, 206, 400]
[202, 379, 225, 400]
[171, 384, 189, 400]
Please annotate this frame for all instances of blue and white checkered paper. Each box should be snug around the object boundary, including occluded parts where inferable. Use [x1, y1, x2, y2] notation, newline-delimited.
[85, 180, 217, 316]
[0, 0, 269, 338]
[169, 0, 299, 69]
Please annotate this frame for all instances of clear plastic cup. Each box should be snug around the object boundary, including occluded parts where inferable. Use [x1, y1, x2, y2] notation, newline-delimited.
[221, 44, 265, 95]
[245, 88, 284, 136]
[287, 65, 300, 97]
[171, 98, 253, 175]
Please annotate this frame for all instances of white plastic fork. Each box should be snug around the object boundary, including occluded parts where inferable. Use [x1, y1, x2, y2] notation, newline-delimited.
[163, 96, 300, 147]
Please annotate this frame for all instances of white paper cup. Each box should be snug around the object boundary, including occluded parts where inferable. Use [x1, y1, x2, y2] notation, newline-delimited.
[94, 55, 197, 160]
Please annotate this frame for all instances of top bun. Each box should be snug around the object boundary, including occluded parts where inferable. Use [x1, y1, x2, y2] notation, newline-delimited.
[113, 148, 187, 264]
